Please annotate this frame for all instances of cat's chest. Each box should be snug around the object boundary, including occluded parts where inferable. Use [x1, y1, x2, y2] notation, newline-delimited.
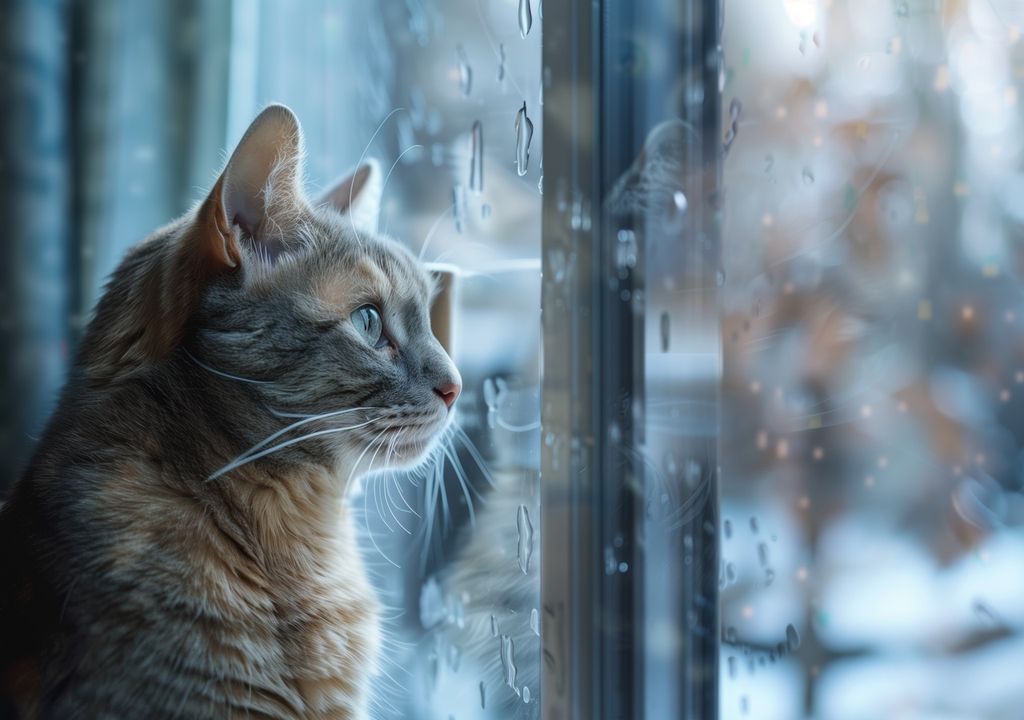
[260, 553, 380, 715]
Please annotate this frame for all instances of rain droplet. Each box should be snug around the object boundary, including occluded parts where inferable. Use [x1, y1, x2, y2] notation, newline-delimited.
[723, 100, 742, 155]
[484, 377, 499, 427]
[469, 120, 484, 194]
[447, 643, 462, 671]
[673, 190, 688, 213]
[538, 174, 544, 195]
[660, 311, 670, 351]
[757, 542, 769, 567]
[479, 681, 486, 708]
[500, 634, 519, 693]
[490, 614, 499, 637]
[802, 167, 815, 185]
[419, 576, 446, 629]
[725, 562, 737, 583]
[973, 599, 1000, 626]
[530, 607, 540, 636]
[457, 45, 472, 96]
[516, 504, 534, 574]
[729, 98, 742, 121]
[749, 515, 759, 534]
[727, 655, 738, 679]
[523, 685, 531, 703]
[786, 623, 801, 651]
[518, 0, 533, 38]
[497, 43, 507, 82]
[616, 229, 638, 270]
[741, 695, 750, 715]
[716, 269, 726, 287]
[481, 203, 492, 219]
[724, 519, 733, 539]
[452, 183, 466, 234]
[514, 102, 534, 176]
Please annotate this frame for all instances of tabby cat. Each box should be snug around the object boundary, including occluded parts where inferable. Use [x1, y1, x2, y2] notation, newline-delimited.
[0, 104, 460, 719]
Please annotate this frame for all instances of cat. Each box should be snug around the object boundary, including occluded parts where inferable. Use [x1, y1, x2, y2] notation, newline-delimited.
[0, 104, 460, 719]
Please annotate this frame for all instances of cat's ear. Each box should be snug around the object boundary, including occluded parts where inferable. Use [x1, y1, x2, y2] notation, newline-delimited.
[80, 106, 307, 381]
[200, 104, 305, 268]
[317, 159, 382, 234]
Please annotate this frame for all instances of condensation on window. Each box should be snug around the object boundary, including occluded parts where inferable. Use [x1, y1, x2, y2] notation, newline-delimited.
[721, 1, 1024, 718]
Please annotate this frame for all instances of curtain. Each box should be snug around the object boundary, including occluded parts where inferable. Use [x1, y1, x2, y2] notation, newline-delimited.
[0, 0, 233, 492]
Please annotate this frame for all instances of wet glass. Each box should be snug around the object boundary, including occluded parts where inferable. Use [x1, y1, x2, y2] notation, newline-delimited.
[239, 2, 544, 718]
[720, 1, 1024, 718]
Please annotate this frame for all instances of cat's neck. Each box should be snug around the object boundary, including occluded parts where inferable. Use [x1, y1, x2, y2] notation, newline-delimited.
[204, 462, 357, 579]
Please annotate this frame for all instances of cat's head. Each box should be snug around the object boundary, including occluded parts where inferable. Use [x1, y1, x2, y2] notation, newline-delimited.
[84, 105, 460, 478]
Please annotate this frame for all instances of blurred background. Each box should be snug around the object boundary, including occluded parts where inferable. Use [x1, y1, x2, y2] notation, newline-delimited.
[720, 0, 1024, 718]
[3, 0, 1024, 718]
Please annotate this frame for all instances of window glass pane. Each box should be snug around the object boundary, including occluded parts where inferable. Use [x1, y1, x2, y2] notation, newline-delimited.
[722, 1, 1024, 718]
[237, 2, 543, 717]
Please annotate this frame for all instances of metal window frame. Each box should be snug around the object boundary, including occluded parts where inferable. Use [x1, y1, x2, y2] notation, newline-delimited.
[541, 2, 722, 718]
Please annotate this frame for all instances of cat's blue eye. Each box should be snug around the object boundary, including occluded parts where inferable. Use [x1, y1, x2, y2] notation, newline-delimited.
[350, 305, 388, 348]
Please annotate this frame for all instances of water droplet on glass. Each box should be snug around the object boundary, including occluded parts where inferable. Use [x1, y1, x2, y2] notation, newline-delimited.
[452, 183, 466, 234]
[469, 120, 484, 193]
[725, 562, 737, 583]
[724, 519, 733, 539]
[660, 311, 670, 351]
[741, 695, 750, 715]
[723, 100, 742, 155]
[490, 614, 499, 637]
[514, 102, 534, 176]
[973, 599, 1000, 626]
[448, 643, 462, 671]
[518, 0, 533, 38]
[616, 229, 638, 270]
[516, 504, 534, 574]
[786, 623, 801, 651]
[523, 685, 531, 703]
[419, 576, 446, 629]
[457, 45, 472, 96]
[538, 174, 544, 195]
[730, 98, 742, 121]
[484, 377, 499, 428]
[497, 43, 506, 82]
[481, 203, 492, 219]
[716, 269, 726, 287]
[500, 634, 519, 693]
[802, 167, 815, 185]
[728, 655, 738, 679]
[673, 190, 688, 214]
[479, 681, 486, 708]
[757, 542, 769, 567]
[530, 607, 540, 636]
[749, 515, 759, 534]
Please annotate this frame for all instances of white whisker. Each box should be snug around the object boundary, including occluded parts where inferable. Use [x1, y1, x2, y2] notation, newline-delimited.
[248, 407, 382, 458]
[183, 348, 271, 385]
[417, 202, 455, 261]
[207, 417, 381, 481]
[349, 107, 405, 244]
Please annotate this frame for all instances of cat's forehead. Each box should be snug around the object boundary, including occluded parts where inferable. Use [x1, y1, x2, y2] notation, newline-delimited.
[309, 216, 434, 310]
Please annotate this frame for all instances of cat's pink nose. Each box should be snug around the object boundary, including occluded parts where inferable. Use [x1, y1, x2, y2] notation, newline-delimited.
[434, 381, 461, 409]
